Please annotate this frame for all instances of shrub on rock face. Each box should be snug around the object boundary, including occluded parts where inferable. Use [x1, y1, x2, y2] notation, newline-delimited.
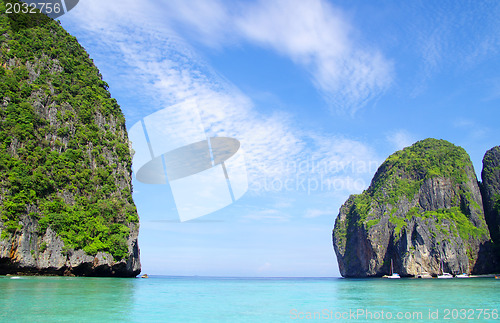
[0, 0, 140, 277]
[333, 139, 496, 277]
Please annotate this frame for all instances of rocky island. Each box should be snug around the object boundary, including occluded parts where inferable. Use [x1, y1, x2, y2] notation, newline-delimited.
[481, 146, 500, 264]
[0, 1, 140, 276]
[333, 138, 499, 277]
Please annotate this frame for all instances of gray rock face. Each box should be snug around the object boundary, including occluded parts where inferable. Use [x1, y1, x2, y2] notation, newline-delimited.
[481, 146, 500, 260]
[333, 139, 495, 277]
[0, 225, 140, 277]
[0, 8, 140, 277]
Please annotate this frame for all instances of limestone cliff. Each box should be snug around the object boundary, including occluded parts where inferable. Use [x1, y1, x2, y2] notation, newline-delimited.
[481, 146, 500, 261]
[333, 139, 495, 277]
[0, 1, 140, 276]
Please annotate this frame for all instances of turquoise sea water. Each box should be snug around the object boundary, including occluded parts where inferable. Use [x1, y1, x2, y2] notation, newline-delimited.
[0, 276, 499, 322]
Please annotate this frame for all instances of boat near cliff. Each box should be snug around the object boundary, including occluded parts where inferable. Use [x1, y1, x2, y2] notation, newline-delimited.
[383, 260, 400, 279]
[416, 272, 432, 279]
[333, 139, 500, 278]
[437, 273, 453, 279]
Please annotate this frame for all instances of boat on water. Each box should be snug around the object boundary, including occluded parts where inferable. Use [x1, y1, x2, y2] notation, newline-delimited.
[384, 259, 401, 279]
[416, 272, 433, 279]
[437, 258, 453, 279]
[438, 272, 453, 279]
[456, 273, 470, 278]
[386, 273, 401, 279]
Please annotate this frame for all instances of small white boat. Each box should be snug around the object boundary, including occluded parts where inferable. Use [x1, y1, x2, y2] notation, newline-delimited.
[456, 273, 469, 278]
[385, 260, 400, 279]
[386, 273, 401, 279]
[416, 272, 433, 279]
[437, 258, 452, 279]
[437, 273, 453, 279]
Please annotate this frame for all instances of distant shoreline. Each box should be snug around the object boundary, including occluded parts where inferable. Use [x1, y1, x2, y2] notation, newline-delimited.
[2, 274, 499, 280]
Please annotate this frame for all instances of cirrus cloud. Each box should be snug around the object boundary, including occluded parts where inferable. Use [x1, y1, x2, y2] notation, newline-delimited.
[62, 0, 382, 198]
[161, 0, 394, 114]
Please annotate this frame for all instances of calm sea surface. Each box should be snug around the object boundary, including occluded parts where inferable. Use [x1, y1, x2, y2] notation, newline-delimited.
[0, 276, 499, 322]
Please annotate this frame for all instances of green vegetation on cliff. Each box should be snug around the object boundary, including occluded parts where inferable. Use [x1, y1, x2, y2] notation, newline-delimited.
[0, 1, 138, 260]
[370, 138, 471, 207]
[481, 146, 500, 264]
[422, 207, 486, 241]
[333, 139, 495, 277]
[336, 139, 486, 246]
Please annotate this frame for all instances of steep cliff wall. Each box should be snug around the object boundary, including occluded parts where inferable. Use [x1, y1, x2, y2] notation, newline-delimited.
[0, 1, 140, 276]
[481, 146, 500, 262]
[333, 139, 495, 277]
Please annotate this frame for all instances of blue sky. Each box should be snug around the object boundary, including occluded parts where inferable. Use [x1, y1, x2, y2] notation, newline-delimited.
[60, 0, 500, 277]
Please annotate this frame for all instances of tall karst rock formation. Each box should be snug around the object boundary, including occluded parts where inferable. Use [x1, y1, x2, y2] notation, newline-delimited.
[0, 1, 140, 276]
[481, 146, 500, 263]
[333, 139, 497, 277]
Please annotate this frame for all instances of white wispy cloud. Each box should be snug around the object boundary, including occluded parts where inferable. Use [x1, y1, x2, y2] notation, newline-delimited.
[63, 0, 381, 200]
[304, 208, 335, 219]
[453, 118, 488, 140]
[160, 0, 394, 114]
[386, 130, 417, 151]
[408, 1, 500, 95]
[157, 0, 234, 47]
[241, 209, 291, 222]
